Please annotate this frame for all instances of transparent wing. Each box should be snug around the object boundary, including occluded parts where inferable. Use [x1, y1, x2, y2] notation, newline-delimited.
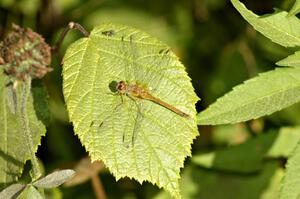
[124, 33, 174, 146]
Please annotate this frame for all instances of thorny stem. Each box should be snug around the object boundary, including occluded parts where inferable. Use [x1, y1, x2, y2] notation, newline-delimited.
[51, 22, 90, 54]
[20, 77, 42, 179]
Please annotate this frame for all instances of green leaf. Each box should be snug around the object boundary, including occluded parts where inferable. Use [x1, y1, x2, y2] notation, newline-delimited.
[191, 131, 277, 173]
[289, 0, 300, 16]
[276, 51, 300, 67]
[31, 81, 51, 126]
[197, 67, 300, 125]
[154, 161, 283, 199]
[0, 73, 46, 187]
[279, 140, 300, 199]
[62, 23, 199, 198]
[0, 183, 25, 199]
[266, 126, 300, 158]
[32, 169, 75, 188]
[231, 0, 300, 47]
[16, 185, 43, 199]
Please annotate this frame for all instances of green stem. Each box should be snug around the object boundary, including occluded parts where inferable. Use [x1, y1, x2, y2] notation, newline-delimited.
[20, 77, 42, 180]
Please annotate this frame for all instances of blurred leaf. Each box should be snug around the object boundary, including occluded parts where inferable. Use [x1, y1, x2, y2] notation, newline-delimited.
[18, 0, 40, 16]
[154, 162, 282, 199]
[62, 23, 199, 198]
[276, 51, 300, 67]
[64, 158, 104, 187]
[0, 183, 25, 199]
[16, 185, 42, 199]
[32, 170, 75, 189]
[0, 0, 14, 8]
[31, 81, 51, 126]
[197, 67, 300, 125]
[289, 0, 300, 16]
[212, 124, 249, 146]
[192, 131, 277, 173]
[267, 102, 300, 125]
[279, 140, 300, 199]
[0, 73, 46, 187]
[44, 188, 62, 199]
[55, 0, 81, 12]
[231, 0, 300, 47]
[267, 126, 300, 158]
[209, 44, 249, 101]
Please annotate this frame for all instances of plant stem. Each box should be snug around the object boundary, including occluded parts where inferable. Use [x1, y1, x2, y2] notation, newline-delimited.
[91, 175, 107, 199]
[52, 22, 90, 54]
[20, 77, 42, 180]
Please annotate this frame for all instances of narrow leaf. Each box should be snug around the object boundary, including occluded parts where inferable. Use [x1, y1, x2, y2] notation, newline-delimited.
[32, 169, 75, 188]
[231, 0, 300, 47]
[0, 72, 46, 187]
[289, 0, 300, 16]
[276, 51, 300, 67]
[16, 185, 43, 199]
[197, 67, 300, 125]
[0, 184, 25, 199]
[279, 140, 300, 199]
[62, 23, 199, 198]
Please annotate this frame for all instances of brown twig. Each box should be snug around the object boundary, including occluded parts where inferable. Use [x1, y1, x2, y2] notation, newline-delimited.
[51, 22, 90, 54]
[91, 175, 107, 199]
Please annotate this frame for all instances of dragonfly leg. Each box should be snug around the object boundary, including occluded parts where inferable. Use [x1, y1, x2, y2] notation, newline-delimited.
[127, 95, 143, 147]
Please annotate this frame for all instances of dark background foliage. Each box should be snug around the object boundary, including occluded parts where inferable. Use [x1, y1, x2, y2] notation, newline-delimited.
[0, 0, 298, 198]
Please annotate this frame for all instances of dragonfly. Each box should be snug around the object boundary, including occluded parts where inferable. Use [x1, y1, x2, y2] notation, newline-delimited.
[115, 80, 190, 118]
[100, 30, 190, 147]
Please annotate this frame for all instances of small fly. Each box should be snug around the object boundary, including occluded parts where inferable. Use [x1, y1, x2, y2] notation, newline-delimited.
[101, 30, 115, 37]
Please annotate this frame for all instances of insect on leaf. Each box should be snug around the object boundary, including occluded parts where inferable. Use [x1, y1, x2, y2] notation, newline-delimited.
[62, 23, 199, 198]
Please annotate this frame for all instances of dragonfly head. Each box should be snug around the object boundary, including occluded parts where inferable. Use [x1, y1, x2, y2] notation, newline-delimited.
[116, 81, 126, 94]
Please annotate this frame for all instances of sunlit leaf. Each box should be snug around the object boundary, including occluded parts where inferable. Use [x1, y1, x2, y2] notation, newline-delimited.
[0, 72, 46, 188]
[0, 183, 25, 199]
[231, 0, 300, 47]
[32, 169, 75, 188]
[197, 67, 300, 125]
[62, 23, 199, 198]
[16, 185, 43, 199]
[279, 141, 300, 199]
[289, 0, 300, 16]
[276, 51, 300, 67]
